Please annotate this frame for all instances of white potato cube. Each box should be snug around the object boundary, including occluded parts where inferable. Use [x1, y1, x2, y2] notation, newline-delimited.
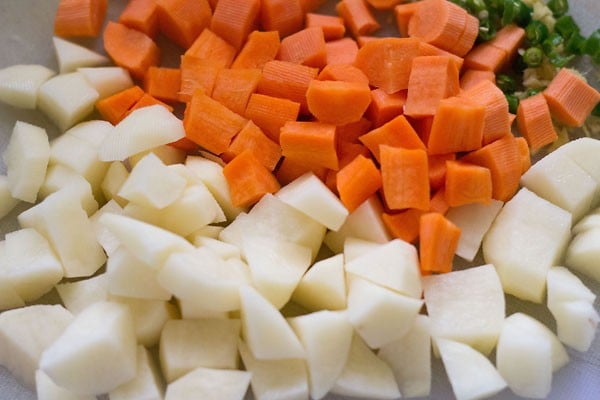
[55, 274, 108, 315]
[240, 285, 305, 360]
[37, 72, 99, 131]
[53, 37, 108, 73]
[547, 266, 596, 306]
[345, 238, 422, 299]
[292, 253, 346, 311]
[1, 228, 63, 302]
[565, 227, 600, 282]
[0, 304, 74, 388]
[238, 339, 308, 400]
[36, 369, 96, 400]
[346, 276, 423, 349]
[108, 346, 163, 400]
[276, 172, 348, 231]
[3, 121, 49, 202]
[194, 236, 241, 260]
[164, 367, 251, 400]
[40, 164, 98, 216]
[342, 237, 383, 262]
[483, 188, 572, 303]
[445, 199, 504, 262]
[422, 264, 505, 356]
[550, 300, 599, 352]
[0, 175, 19, 219]
[159, 318, 241, 382]
[520, 150, 598, 221]
[101, 161, 129, 207]
[572, 209, 600, 235]
[242, 235, 312, 309]
[99, 105, 185, 161]
[177, 298, 229, 320]
[158, 247, 250, 313]
[0, 268, 26, 311]
[78, 66, 133, 99]
[331, 334, 400, 399]
[551, 137, 600, 195]
[89, 199, 124, 256]
[324, 196, 391, 253]
[18, 189, 106, 278]
[0, 64, 55, 109]
[436, 338, 507, 400]
[378, 315, 432, 398]
[39, 301, 137, 395]
[65, 119, 114, 148]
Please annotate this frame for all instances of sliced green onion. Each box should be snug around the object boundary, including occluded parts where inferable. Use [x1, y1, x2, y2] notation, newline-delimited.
[526, 20, 549, 45]
[548, 0, 569, 17]
[565, 32, 586, 55]
[506, 94, 520, 114]
[526, 88, 543, 97]
[523, 47, 544, 67]
[583, 29, 600, 56]
[496, 73, 518, 93]
[554, 15, 579, 39]
[542, 33, 565, 55]
[548, 52, 575, 67]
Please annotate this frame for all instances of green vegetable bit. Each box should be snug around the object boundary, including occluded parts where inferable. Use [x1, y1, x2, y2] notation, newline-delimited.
[526, 87, 543, 97]
[542, 33, 565, 55]
[547, 0, 569, 17]
[506, 94, 520, 114]
[501, 0, 531, 26]
[554, 15, 579, 39]
[583, 29, 600, 56]
[525, 20, 549, 45]
[522, 47, 544, 67]
[496, 73, 518, 93]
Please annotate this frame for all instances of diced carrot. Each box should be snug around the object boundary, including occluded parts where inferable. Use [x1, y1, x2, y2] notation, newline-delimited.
[178, 55, 221, 101]
[354, 37, 421, 94]
[210, 0, 261, 49]
[407, 0, 468, 56]
[410, 115, 434, 144]
[127, 93, 174, 116]
[169, 137, 199, 153]
[366, 0, 405, 10]
[419, 212, 460, 274]
[428, 152, 456, 191]
[515, 136, 531, 174]
[543, 68, 600, 127]
[260, 0, 304, 38]
[118, 0, 160, 38]
[323, 37, 360, 66]
[103, 21, 161, 81]
[223, 150, 281, 208]
[305, 13, 346, 41]
[54, 0, 107, 37]
[325, 141, 372, 193]
[393, 1, 421, 38]
[318, 64, 369, 85]
[278, 27, 327, 68]
[451, 12, 479, 57]
[429, 187, 450, 215]
[300, 0, 328, 13]
[95, 85, 145, 125]
[244, 93, 301, 142]
[185, 28, 237, 68]
[144, 67, 181, 104]
[487, 24, 526, 67]
[212, 68, 262, 115]
[365, 88, 407, 127]
[516, 93, 558, 151]
[336, 118, 373, 143]
[460, 69, 495, 91]
[155, 0, 212, 49]
[382, 208, 424, 244]
[460, 134, 522, 201]
[380, 145, 430, 211]
[275, 157, 329, 185]
[257, 60, 319, 114]
[336, 0, 381, 37]
[417, 42, 465, 71]
[183, 90, 247, 155]
[463, 43, 507, 72]
[231, 30, 281, 69]
[427, 96, 485, 155]
[336, 154, 383, 212]
[306, 79, 372, 125]
[279, 121, 339, 170]
[359, 114, 425, 162]
[404, 55, 460, 118]
[444, 160, 492, 207]
[223, 120, 282, 171]
[356, 35, 380, 47]
[459, 79, 511, 145]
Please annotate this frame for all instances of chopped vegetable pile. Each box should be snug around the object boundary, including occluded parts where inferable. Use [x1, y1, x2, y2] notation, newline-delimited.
[0, 0, 599, 399]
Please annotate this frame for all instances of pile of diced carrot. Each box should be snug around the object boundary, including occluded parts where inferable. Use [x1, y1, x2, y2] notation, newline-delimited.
[54, 0, 600, 274]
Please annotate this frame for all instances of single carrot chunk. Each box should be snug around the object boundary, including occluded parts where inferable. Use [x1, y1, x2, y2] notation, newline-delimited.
[260, 0, 304, 38]
[183, 90, 247, 155]
[155, 0, 212, 49]
[224, 120, 282, 171]
[210, 0, 261, 49]
[429, 187, 450, 215]
[336, 154, 382, 212]
[419, 212, 461, 274]
[325, 37, 360, 65]
[119, 0, 160, 38]
[305, 13, 346, 41]
[279, 121, 339, 170]
[444, 160, 492, 207]
[451, 12, 479, 57]
[212, 68, 263, 115]
[427, 96, 485, 155]
[463, 43, 507, 72]
[487, 24, 526, 67]
[223, 150, 281, 208]
[275, 157, 329, 185]
[125, 93, 174, 118]
[244, 93, 301, 143]
[258, 60, 319, 114]
[460, 69, 496, 91]
[306, 79, 372, 125]
[144, 67, 181, 104]
[103, 21, 160, 81]
[382, 208, 425, 244]
[231, 30, 281, 70]
[278, 27, 327, 68]
[516, 93, 558, 151]
[336, 0, 381, 37]
[515, 136, 531, 174]
[543, 68, 600, 127]
[178, 55, 221, 101]
[185, 28, 237, 68]
[318, 64, 369, 85]
[394, 2, 421, 38]
[54, 0, 107, 37]
[380, 145, 430, 211]
[359, 114, 425, 162]
[365, 88, 407, 128]
[96, 86, 145, 125]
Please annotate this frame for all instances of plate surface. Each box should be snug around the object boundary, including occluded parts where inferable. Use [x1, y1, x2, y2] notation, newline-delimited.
[0, 1, 599, 399]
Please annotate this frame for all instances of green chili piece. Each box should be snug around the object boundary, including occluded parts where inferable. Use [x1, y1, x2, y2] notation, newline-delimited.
[548, 0, 569, 17]
[496, 74, 517, 93]
[554, 15, 579, 39]
[583, 29, 600, 56]
[467, 0, 488, 13]
[523, 47, 544, 67]
[542, 33, 564, 55]
[548, 52, 575, 67]
[506, 94, 520, 114]
[526, 20, 549, 45]
[565, 32, 586, 55]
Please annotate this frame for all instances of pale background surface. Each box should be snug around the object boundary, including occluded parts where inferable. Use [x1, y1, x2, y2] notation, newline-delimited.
[0, 1, 599, 399]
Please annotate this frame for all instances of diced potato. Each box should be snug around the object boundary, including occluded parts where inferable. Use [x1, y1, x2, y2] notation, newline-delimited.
[0, 64, 55, 109]
[52, 37, 108, 73]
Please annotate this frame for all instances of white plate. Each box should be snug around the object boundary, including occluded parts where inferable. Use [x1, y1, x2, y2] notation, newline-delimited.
[0, 1, 599, 399]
